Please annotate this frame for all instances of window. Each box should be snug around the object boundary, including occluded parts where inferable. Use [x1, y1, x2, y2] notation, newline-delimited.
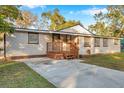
[84, 37, 91, 47]
[94, 38, 100, 47]
[114, 39, 119, 45]
[103, 38, 108, 47]
[28, 32, 39, 44]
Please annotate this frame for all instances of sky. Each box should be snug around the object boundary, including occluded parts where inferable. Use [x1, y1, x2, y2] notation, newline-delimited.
[20, 5, 108, 28]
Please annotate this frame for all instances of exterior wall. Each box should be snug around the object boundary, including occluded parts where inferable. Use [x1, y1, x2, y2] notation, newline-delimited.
[79, 36, 121, 55]
[79, 36, 94, 55]
[5, 31, 121, 58]
[93, 38, 120, 54]
[6, 32, 52, 57]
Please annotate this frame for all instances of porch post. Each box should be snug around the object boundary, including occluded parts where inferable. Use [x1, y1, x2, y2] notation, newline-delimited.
[3, 33, 7, 60]
[47, 42, 48, 53]
[77, 36, 80, 59]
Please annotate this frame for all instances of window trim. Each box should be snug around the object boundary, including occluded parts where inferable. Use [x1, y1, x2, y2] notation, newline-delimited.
[103, 38, 108, 47]
[84, 37, 91, 47]
[94, 37, 100, 47]
[28, 32, 39, 44]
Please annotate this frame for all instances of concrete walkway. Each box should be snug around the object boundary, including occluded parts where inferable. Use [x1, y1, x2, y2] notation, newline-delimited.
[18, 58, 124, 88]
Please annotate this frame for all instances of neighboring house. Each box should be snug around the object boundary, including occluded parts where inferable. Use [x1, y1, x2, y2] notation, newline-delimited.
[1, 24, 121, 59]
[121, 38, 124, 52]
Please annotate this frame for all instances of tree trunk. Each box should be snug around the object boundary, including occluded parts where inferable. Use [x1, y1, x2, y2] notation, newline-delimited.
[4, 33, 6, 60]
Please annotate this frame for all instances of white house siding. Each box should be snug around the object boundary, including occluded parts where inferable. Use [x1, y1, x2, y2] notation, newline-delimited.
[93, 38, 104, 54]
[6, 32, 52, 57]
[93, 38, 120, 54]
[5, 31, 121, 58]
[108, 39, 120, 53]
[62, 25, 92, 34]
[79, 36, 94, 55]
[79, 37, 120, 55]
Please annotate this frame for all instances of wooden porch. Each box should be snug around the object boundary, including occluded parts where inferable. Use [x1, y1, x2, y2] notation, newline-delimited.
[47, 42, 79, 59]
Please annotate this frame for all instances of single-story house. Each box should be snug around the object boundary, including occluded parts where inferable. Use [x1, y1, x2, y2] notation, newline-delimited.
[1, 24, 121, 59]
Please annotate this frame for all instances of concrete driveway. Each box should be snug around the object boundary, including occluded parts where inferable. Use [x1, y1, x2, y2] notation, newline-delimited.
[19, 58, 124, 88]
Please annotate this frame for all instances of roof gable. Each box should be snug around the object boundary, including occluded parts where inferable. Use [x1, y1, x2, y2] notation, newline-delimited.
[60, 24, 94, 35]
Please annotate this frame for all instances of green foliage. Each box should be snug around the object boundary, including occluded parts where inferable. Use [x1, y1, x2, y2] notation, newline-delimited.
[89, 5, 124, 37]
[41, 8, 79, 30]
[0, 17, 15, 33]
[0, 5, 21, 34]
[16, 10, 38, 28]
[0, 5, 21, 20]
[56, 20, 80, 30]
[106, 6, 124, 37]
[88, 11, 110, 36]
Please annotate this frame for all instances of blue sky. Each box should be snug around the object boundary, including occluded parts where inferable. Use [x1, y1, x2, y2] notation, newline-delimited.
[20, 5, 107, 28]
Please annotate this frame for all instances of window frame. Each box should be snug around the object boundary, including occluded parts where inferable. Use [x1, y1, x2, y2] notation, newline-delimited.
[28, 32, 39, 44]
[84, 37, 91, 47]
[103, 38, 108, 47]
[94, 37, 100, 47]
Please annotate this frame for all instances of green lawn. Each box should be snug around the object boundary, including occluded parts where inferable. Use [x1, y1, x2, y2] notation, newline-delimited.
[121, 49, 124, 52]
[0, 61, 56, 88]
[81, 53, 124, 71]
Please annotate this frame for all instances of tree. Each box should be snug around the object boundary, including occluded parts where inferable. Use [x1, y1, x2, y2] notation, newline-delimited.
[89, 22, 108, 36]
[0, 5, 21, 60]
[41, 8, 79, 30]
[0, 5, 21, 32]
[89, 5, 124, 37]
[16, 10, 38, 28]
[56, 20, 80, 30]
[41, 11, 51, 30]
[88, 12, 109, 36]
[106, 5, 124, 37]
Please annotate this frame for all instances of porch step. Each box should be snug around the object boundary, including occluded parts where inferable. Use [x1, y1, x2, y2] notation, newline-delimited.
[54, 54, 64, 60]
[47, 52, 64, 60]
[64, 55, 75, 59]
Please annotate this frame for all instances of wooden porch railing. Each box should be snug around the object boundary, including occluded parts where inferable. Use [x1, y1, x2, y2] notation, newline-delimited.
[47, 42, 73, 52]
[47, 42, 79, 59]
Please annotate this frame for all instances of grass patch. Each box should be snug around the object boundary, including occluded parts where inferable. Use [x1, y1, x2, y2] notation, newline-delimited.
[121, 49, 124, 52]
[0, 61, 56, 88]
[81, 53, 124, 71]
